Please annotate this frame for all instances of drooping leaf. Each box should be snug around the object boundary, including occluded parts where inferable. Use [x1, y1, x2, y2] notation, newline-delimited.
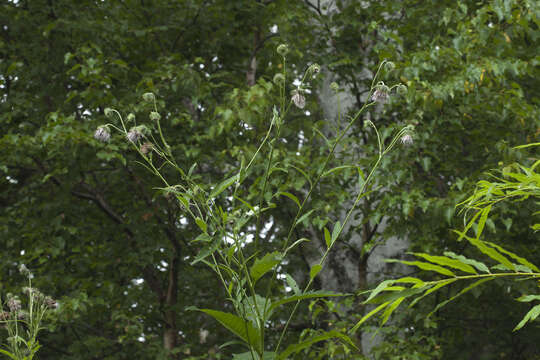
[210, 174, 238, 199]
[444, 251, 490, 273]
[409, 279, 457, 308]
[409, 252, 477, 274]
[349, 302, 391, 334]
[385, 259, 455, 277]
[276, 192, 300, 208]
[250, 252, 282, 283]
[484, 241, 540, 272]
[513, 304, 540, 331]
[453, 231, 515, 271]
[278, 330, 358, 359]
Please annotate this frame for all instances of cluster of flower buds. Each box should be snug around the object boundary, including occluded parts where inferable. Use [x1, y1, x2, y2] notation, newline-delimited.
[371, 82, 390, 103]
[6, 294, 21, 313]
[18, 264, 33, 279]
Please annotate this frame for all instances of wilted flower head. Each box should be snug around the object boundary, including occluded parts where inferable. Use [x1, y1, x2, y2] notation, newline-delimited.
[291, 89, 306, 109]
[142, 92, 155, 102]
[400, 134, 413, 145]
[7, 295, 21, 313]
[44, 296, 58, 310]
[94, 126, 111, 143]
[127, 128, 143, 143]
[276, 44, 289, 57]
[140, 142, 154, 155]
[273, 73, 285, 85]
[149, 111, 161, 122]
[371, 82, 390, 103]
[0, 311, 9, 321]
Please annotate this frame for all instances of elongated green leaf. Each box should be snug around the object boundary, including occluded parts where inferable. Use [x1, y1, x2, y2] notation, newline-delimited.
[310, 264, 322, 280]
[484, 241, 540, 272]
[295, 209, 315, 226]
[349, 302, 391, 333]
[191, 238, 221, 265]
[381, 297, 405, 325]
[195, 217, 207, 233]
[410, 252, 477, 274]
[476, 205, 492, 238]
[385, 259, 455, 277]
[363, 279, 396, 304]
[513, 142, 540, 149]
[428, 278, 494, 318]
[193, 309, 262, 353]
[233, 351, 277, 360]
[366, 286, 427, 305]
[284, 238, 309, 254]
[456, 211, 482, 241]
[453, 231, 515, 270]
[250, 252, 282, 283]
[276, 192, 300, 208]
[332, 221, 341, 243]
[324, 227, 331, 248]
[322, 165, 358, 178]
[409, 279, 457, 308]
[269, 291, 344, 312]
[444, 252, 490, 273]
[210, 174, 238, 199]
[0, 349, 17, 360]
[278, 330, 358, 359]
[516, 295, 540, 302]
[285, 274, 300, 295]
[513, 304, 540, 331]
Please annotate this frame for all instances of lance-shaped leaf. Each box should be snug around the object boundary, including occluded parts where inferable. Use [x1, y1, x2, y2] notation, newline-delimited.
[385, 259, 455, 277]
[484, 241, 540, 272]
[278, 330, 358, 359]
[444, 251, 490, 273]
[409, 279, 457, 308]
[275, 191, 300, 208]
[513, 304, 540, 331]
[189, 308, 262, 353]
[427, 278, 494, 318]
[250, 252, 282, 284]
[349, 301, 391, 334]
[269, 291, 345, 312]
[210, 174, 238, 199]
[453, 230, 515, 271]
[409, 252, 477, 274]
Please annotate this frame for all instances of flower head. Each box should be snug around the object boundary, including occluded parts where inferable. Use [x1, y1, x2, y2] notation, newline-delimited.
[104, 108, 114, 118]
[140, 142, 154, 155]
[371, 83, 390, 103]
[44, 296, 58, 310]
[127, 128, 143, 143]
[127, 113, 136, 122]
[309, 63, 321, 75]
[400, 134, 413, 145]
[276, 44, 289, 57]
[149, 111, 161, 122]
[7, 295, 21, 313]
[142, 92, 155, 102]
[384, 61, 396, 72]
[94, 126, 111, 143]
[273, 73, 285, 85]
[291, 89, 306, 109]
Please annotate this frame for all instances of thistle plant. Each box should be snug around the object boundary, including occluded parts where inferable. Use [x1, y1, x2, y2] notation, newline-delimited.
[95, 44, 412, 358]
[0, 266, 57, 360]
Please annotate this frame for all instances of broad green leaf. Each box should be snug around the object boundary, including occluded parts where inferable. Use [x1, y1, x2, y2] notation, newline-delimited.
[453, 231, 515, 271]
[250, 252, 282, 283]
[276, 192, 300, 208]
[444, 252, 490, 273]
[310, 264, 322, 280]
[349, 302, 391, 333]
[269, 291, 344, 312]
[385, 259, 455, 277]
[484, 241, 540, 272]
[278, 330, 358, 359]
[409, 252, 477, 274]
[324, 227, 331, 248]
[192, 309, 262, 353]
[513, 304, 540, 331]
[428, 278, 494, 318]
[210, 174, 238, 199]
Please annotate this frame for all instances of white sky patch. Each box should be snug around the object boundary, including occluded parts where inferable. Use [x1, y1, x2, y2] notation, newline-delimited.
[305, 110, 311, 116]
[199, 63, 205, 69]
[137, 334, 146, 342]
[132, 278, 144, 285]
[6, 176, 18, 184]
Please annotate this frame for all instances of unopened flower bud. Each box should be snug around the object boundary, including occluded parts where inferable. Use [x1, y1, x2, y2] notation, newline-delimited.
[44, 296, 58, 309]
[149, 111, 161, 121]
[371, 83, 390, 103]
[384, 61, 395, 72]
[330, 82, 339, 91]
[127, 113, 136, 122]
[104, 108, 114, 118]
[273, 73, 285, 85]
[142, 92, 155, 102]
[397, 84, 408, 96]
[277, 44, 289, 57]
[127, 128, 143, 143]
[291, 89, 306, 109]
[7, 296, 21, 313]
[309, 63, 321, 75]
[400, 134, 413, 145]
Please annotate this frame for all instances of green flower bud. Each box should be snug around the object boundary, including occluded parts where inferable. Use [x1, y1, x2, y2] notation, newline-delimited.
[273, 73, 285, 85]
[127, 113, 136, 122]
[149, 111, 161, 121]
[104, 107, 114, 118]
[330, 82, 339, 91]
[276, 44, 289, 57]
[397, 84, 408, 95]
[384, 61, 395, 72]
[142, 92, 155, 102]
[309, 63, 321, 75]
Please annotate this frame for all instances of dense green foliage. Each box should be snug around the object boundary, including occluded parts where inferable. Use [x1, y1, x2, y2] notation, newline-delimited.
[1, 0, 538, 359]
